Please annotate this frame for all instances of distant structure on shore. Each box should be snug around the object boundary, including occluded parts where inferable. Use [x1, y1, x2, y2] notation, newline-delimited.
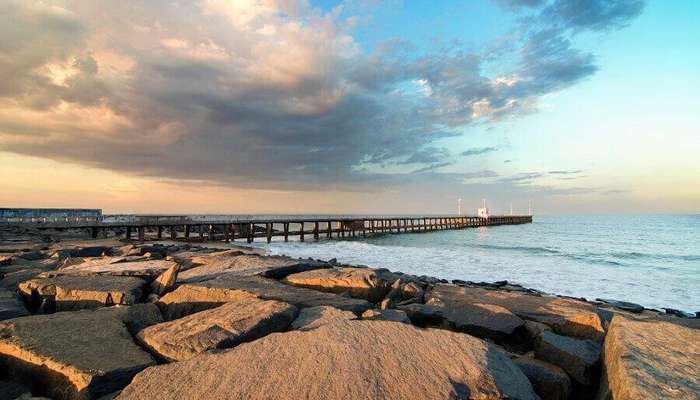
[477, 199, 490, 219]
[0, 208, 102, 223]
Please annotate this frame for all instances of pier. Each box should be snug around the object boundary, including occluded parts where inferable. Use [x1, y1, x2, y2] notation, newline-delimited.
[0, 210, 532, 243]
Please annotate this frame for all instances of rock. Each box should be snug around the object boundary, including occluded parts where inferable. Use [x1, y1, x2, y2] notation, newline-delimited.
[513, 357, 571, 400]
[283, 267, 395, 302]
[17, 251, 46, 261]
[361, 309, 411, 324]
[138, 298, 297, 362]
[523, 320, 551, 344]
[599, 315, 700, 399]
[177, 254, 328, 282]
[46, 260, 177, 281]
[0, 287, 29, 320]
[426, 293, 525, 341]
[534, 331, 601, 385]
[69, 246, 114, 258]
[663, 308, 695, 318]
[18, 275, 146, 312]
[596, 298, 645, 314]
[0, 378, 33, 399]
[291, 306, 356, 331]
[1, 268, 43, 290]
[401, 281, 424, 302]
[396, 303, 445, 327]
[149, 263, 179, 296]
[119, 303, 164, 336]
[0, 255, 13, 266]
[160, 275, 372, 320]
[117, 320, 538, 400]
[426, 284, 604, 341]
[0, 308, 156, 400]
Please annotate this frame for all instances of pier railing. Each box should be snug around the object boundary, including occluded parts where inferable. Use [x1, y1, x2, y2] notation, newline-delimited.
[0, 214, 532, 243]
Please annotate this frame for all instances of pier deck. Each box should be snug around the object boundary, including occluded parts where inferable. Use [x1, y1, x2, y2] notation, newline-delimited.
[1, 214, 532, 243]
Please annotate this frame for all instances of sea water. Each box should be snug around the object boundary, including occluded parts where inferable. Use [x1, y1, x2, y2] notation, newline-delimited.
[251, 215, 699, 312]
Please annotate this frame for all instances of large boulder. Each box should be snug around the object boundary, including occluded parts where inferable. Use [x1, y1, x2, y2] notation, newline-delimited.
[426, 285, 604, 341]
[177, 254, 329, 283]
[534, 331, 601, 385]
[18, 275, 146, 312]
[137, 298, 297, 361]
[283, 267, 396, 302]
[599, 315, 700, 399]
[117, 320, 538, 400]
[46, 260, 177, 281]
[291, 306, 356, 331]
[159, 275, 372, 320]
[0, 307, 157, 400]
[396, 303, 445, 327]
[426, 290, 525, 341]
[0, 287, 29, 320]
[513, 356, 571, 400]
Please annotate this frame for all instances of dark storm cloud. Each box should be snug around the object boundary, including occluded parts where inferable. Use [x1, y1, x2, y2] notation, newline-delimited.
[0, 0, 645, 192]
[461, 147, 498, 157]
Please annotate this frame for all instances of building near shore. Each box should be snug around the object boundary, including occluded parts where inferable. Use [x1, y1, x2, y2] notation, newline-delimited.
[0, 208, 102, 223]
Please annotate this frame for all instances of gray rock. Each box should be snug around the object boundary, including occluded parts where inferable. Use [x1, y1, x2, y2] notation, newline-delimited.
[0, 287, 29, 320]
[513, 356, 571, 400]
[596, 298, 644, 314]
[534, 331, 601, 385]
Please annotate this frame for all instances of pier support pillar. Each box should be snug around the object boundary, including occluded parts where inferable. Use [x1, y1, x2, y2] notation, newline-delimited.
[327, 221, 332, 238]
[126, 226, 132, 240]
[313, 222, 319, 240]
[157, 226, 163, 240]
[170, 227, 177, 240]
[91, 227, 98, 239]
[184, 225, 190, 239]
[247, 223, 254, 243]
[199, 225, 204, 240]
[284, 223, 289, 242]
[138, 227, 145, 241]
[299, 222, 304, 242]
[224, 224, 231, 242]
[266, 223, 272, 243]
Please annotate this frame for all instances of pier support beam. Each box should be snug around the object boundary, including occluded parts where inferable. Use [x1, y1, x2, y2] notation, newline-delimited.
[138, 227, 145, 242]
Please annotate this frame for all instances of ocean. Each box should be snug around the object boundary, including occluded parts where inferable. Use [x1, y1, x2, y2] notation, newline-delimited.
[251, 215, 699, 313]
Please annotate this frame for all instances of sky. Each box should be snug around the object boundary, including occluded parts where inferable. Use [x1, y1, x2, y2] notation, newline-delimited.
[0, 0, 698, 215]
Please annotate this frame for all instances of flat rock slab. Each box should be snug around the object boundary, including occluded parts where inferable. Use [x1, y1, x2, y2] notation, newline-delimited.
[118, 320, 538, 400]
[283, 267, 396, 302]
[0, 287, 29, 320]
[0, 307, 156, 400]
[160, 275, 371, 320]
[426, 292, 525, 341]
[601, 315, 700, 399]
[513, 357, 571, 400]
[19, 276, 146, 312]
[138, 298, 297, 361]
[426, 284, 604, 341]
[177, 255, 329, 283]
[45, 260, 177, 281]
[291, 306, 356, 331]
[535, 330, 601, 385]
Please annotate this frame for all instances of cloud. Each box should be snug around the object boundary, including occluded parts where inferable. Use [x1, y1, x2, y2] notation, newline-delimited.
[0, 0, 645, 193]
[548, 169, 583, 174]
[461, 146, 498, 157]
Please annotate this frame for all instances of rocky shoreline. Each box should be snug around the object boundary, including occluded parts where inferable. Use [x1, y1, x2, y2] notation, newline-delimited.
[0, 238, 698, 399]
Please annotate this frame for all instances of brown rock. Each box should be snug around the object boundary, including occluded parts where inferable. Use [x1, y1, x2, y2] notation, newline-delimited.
[159, 275, 371, 320]
[177, 254, 327, 283]
[427, 292, 525, 341]
[291, 306, 356, 331]
[535, 330, 601, 385]
[0, 287, 29, 320]
[514, 357, 571, 400]
[46, 260, 177, 281]
[283, 267, 395, 302]
[426, 284, 604, 341]
[18, 275, 146, 312]
[138, 298, 297, 361]
[396, 303, 445, 327]
[117, 320, 538, 400]
[149, 263, 179, 296]
[599, 315, 700, 400]
[361, 308, 411, 324]
[0, 307, 156, 400]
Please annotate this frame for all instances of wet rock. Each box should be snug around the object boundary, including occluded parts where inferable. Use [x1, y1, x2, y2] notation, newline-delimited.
[18, 275, 146, 312]
[117, 320, 538, 400]
[426, 292, 525, 341]
[426, 284, 604, 341]
[513, 356, 571, 400]
[291, 306, 356, 331]
[596, 298, 644, 314]
[0, 308, 156, 400]
[663, 308, 695, 318]
[534, 331, 601, 385]
[138, 298, 297, 362]
[0, 287, 29, 320]
[177, 254, 328, 282]
[396, 303, 444, 327]
[283, 267, 396, 302]
[599, 315, 700, 399]
[159, 276, 371, 319]
[361, 308, 411, 324]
